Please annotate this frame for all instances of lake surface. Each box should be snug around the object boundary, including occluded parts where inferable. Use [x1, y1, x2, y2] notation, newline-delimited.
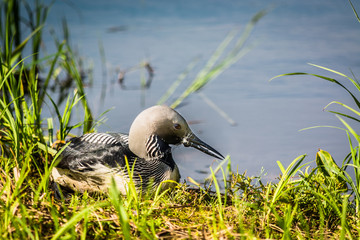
[43, 0, 360, 181]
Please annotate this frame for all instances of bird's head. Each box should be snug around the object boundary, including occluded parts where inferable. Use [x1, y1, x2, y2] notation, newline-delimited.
[128, 105, 224, 160]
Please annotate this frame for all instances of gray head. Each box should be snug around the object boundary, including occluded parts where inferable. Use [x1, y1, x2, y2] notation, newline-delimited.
[128, 105, 224, 160]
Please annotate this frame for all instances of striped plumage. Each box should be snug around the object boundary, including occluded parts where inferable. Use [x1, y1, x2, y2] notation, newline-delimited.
[52, 105, 223, 196]
[52, 132, 179, 195]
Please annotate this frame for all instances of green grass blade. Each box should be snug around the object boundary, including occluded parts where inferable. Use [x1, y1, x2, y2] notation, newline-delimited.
[157, 56, 200, 105]
[325, 101, 360, 118]
[108, 177, 131, 239]
[270, 155, 308, 207]
[38, 41, 65, 106]
[51, 202, 106, 240]
[169, 10, 266, 109]
[9, 25, 43, 65]
[309, 63, 360, 93]
[271, 65, 360, 109]
[348, 0, 360, 23]
[337, 115, 360, 142]
[210, 167, 224, 224]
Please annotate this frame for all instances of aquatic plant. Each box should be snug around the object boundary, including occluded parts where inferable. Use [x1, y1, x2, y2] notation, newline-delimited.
[158, 10, 267, 111]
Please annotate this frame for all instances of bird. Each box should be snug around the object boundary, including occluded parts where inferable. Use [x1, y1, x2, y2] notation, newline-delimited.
[51, 105, 224, 196]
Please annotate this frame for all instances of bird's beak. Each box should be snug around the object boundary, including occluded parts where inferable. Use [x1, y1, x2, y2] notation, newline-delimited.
[182, 133, 224, 160]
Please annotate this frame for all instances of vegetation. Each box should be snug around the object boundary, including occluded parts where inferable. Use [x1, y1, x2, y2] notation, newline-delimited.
[0, 0, 359, 239]
[158, 9, 267, 109]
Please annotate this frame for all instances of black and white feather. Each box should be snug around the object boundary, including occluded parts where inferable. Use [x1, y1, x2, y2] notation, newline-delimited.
[145, 134, 170, 159]
[52, 132, 180, 195]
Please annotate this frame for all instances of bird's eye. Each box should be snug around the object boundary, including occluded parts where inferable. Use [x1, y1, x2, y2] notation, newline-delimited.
[173, 123, 181, 130]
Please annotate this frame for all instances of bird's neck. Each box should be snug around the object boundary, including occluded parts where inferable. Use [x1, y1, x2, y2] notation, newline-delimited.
[129, 134, 170, 159]
[129, 134, 176, 171]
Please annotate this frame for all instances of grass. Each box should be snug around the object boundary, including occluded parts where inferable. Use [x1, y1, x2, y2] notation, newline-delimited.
[158, 9, 268, 125]
[1, 0, 360, 239]
[2, 153, 359, 239]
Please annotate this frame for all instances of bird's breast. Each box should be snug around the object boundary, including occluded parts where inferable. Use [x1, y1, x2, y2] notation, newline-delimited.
[52, 160, 180, 195]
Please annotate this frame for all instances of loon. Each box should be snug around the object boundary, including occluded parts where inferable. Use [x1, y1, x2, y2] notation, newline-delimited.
[52, 105, 224, 195]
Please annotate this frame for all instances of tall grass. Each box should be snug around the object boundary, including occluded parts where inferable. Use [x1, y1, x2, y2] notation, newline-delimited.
[158, 10, 267, 110]
[269, 9, 360, 234]
[272, 63, 360, 215]
[270, 3, 360, 216]
[0, 1, 94, 238]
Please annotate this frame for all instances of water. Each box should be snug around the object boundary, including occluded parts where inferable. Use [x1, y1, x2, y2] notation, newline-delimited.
[42, 0, 360, 181]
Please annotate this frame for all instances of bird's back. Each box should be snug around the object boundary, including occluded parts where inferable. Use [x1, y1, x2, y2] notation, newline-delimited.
[52, 132, 180, 195]
[57, 132, 132, 171]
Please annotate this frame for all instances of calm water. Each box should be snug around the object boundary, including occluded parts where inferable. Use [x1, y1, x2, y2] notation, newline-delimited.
[43, 0, 360, 181]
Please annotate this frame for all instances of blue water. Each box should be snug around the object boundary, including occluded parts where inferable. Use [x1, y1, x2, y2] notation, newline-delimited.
[42, 0, 360, 181]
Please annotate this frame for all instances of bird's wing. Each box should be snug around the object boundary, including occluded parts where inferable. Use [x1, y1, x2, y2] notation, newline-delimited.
[57, 132, 135, 172]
